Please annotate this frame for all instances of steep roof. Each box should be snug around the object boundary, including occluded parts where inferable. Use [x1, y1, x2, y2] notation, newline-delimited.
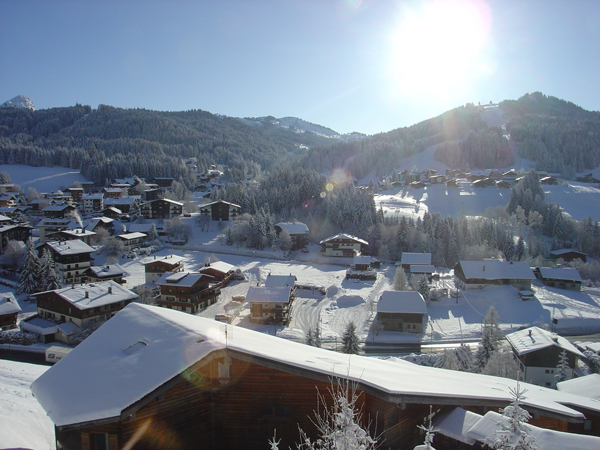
[377, 290, 427, 314]
[319, 233, 368, 245]
[506, 326, 584, 358]
[275, 221, 309, 235]
[200, 261, 235, 274]
[457, 260, 535, 281]
[0, 293, 21, 315]
[87, 265, 127, 278]
[31, 304, 600, 428]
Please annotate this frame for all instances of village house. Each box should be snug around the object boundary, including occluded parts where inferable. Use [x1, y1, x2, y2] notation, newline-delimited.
[549, 249, 588, 263]
[104, 196, 140, 214]
[453, 260, 536, 290]
[82, 193, 104, 212]
[36, 218, 81, 243]
[84, 217, 114, 244]
[319, 233, 368, 257]
[399, 252, 432, 272]
[31, 303, 600, 450]
[102, 206, 122, 219]
[506, 326, 583, 388]
[142, 254, 185, 284]
[29, 281, 137, 332]
[0, 293, 21, 329]
[199, 200, 241, 221]
[408, 264, 435, 281]
[352, 255, 372, 271]
[116, 232, 146, 251]
[198, 260, 235, 287]
[496, 179, 512, 189]
[246, 285, 293, 324]
[534, 267, 583, 291]
[55, 228, 97, 247]
[155, 272, 220, 314]
[39, 239, 95, 285]
[41, 202, 77, 219]
[101, 187, 123, 199]
[274, 221, 309, 250]
[140, 198, 183, 219]
[85, 264, 127, 284]
[153, 177, 175, 188]
[0, 223, 32, 254]
[65, 187, 84, 203]
[376, 290, 427, 333]
[0, 193, 18, 208]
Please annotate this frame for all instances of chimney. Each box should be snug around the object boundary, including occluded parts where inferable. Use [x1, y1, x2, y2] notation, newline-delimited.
[528, 329, 532, 337]
[108, 286, 112, 294]
[483, 265, 485, 272]
[85, 291, 89, 298]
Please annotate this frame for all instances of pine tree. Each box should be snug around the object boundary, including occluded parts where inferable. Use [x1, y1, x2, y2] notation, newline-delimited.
[483, 384, 539, 450]
[515, 236, 525, 261]
[473, 307, 503, 373]
[45, 265, 62, 291]
[554, 350, 570, 384]
[148, 222, 159, 242]
[314, 323, 322, 348]
[16, 239, 42, 295]
[341, 322, 360, 354]
[392, 266, 408, 290]
[417, 276, 430, 303]
[306, 328, 315, 346]
[39, 249, 52, 290]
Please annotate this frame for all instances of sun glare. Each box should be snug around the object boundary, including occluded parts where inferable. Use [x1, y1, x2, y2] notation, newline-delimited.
[386, 0, 492, 98]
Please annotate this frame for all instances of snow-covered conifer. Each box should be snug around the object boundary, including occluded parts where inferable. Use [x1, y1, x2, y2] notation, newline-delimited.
[16, 239, 41, 295]
[473, 306, 503, 373]
[392, 266, 408, 291]
[554, 350, 570, 384]
[483, 348, 519, 379]
[305, 328, 315, 346]
[341, 322, 360, 354]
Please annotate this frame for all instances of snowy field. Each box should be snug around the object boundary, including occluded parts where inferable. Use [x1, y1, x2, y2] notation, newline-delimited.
[0, 164, 88, 193]
[0, 360, 54, 450]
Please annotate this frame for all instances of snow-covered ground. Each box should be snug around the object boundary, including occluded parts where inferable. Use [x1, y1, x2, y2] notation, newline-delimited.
[0, 360, 54, 450]
[0, 164, 88, 193]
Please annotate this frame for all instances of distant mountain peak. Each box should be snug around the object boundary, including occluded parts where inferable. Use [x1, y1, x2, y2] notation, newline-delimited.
[1, 95, 35, 111]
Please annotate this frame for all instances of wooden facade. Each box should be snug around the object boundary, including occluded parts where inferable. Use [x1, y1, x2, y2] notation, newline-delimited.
[140, 199, 183, 219]
[199, 200, 241, 221]
[0, 224, 31, 254]
[156, 273, 220, 314]
[143, 256, 184, 284]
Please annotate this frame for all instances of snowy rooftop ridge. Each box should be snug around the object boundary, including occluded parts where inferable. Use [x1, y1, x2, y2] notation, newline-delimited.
[377, 290, 427, 314]
[32, 280, 138, 311]
[31, 304, 600, 429]
[505, 326, 584, 357]
[457, 260, 536, 281]
[319, 233, 368, 245]
[0, 293, 21, 315]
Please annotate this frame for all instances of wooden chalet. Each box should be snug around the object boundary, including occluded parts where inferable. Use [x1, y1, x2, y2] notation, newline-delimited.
[274, 222, 309, 250]
[0, 292, 21, 329]
[496, 179, 512, 189]
[506, 327, 584, 388]
[116, 232, 147, 251]
[550, 249, 588, 263]
[55, 228, 97, 246]
[101, 187, 123, 199]
[37, 218, 81, 243]
[0, 223, 32, 254]
[153, 177, 175, 188]
[39, 239, 95, 284]
[399, 252, 432, 272]
[376, 290, 427, 333]
[246, 285, 293, 324]
[198, 260, 235, 287]
[142, 188, 161, 202]
[155, 272, 220, 314]
[102, 206, 122, 219]
[352, 255, 372, 271]
[199, 200, 241, 221]
[534, 267, 583, 291]
[104, 196, 140, 214]
[31, 281, 137, 330]
[140, 198, 183, 219]
[142, 254, 185, 284]
[453, 260, 536, 291]
[85, 264, 127, 284]
[82, 193, 104, 212]
[42, 202, 76, 219]
[540, 176, 559, 185]
[31, 303, 600, 450]
[319, 233, 368, 257]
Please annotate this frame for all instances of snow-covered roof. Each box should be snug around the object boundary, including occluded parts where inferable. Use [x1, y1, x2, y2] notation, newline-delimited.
[400, 252, 432, 265]
[319, 234, 368, 245]
[466, 410, 600, 450]
[141, 254, 185, 266]
[42, 203, 74, 212]
[377, 290, 427, 314]
[37, 218, 80, 229]
[82, 193, 104, 200]
[117, 232, 146, 240]
[557, 374, 600, 400]
[58, 228, 96, 238]
[104, 196, 140, 206]
[201, 261, 234, 274]
[88, 264, 127, 278]
[432, 406, 479, 445]
[275, 221, 309, 235]
[0, 293, 21, 315]
[409, 264, 435, 274]
[20, 317, 58, 336]
[141, 198, 183, 206]
[84, 217, 114, 231]
[353, 255, 372, 265]
[155, 272, 211, 287]
[45, 239, 95, 256]
[56, 321, 80, 336]
[505, 327, 584, 358]
[199, 200, 241, 208]
[0, 214, 11, 222]
[31, 304, 600, 429]
[33, 281, 138, 311]
[245, 286, 292, 303]
[126, 223, 153, 233]
[550, 249, 588, 257]
[264, 274, 296, 288]
[457, 260, 535, 281]
[538, 267, 583, 282]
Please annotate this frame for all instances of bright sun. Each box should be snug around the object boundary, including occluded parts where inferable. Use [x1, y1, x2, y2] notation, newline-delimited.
[386, 0, 492, 98]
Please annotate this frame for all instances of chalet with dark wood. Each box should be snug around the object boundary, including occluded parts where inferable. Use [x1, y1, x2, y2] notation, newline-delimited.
[101, 187, 123, 199]
[0, 224, 32, 254]
[496, 179, 512, 189]
[534, 267, 583, 291]
[399, 252, 432, 272]
[376, 290, 427, 333]
[39, 239, 95, 285]
[116, 232, 146, 251]
[246, 285, 293, 324]
[31, 281, 137, 330]
[506, 327, 584, 388]
[104, 196, 140, 214]
[199, 200, 241, 221]
[42, 202, 76, 219]
[142, 188, 161, 202]
[550, 249, 588, 263]
[352, 255, 372, 271]
[82, 193, 104, 212]
[140, 198, 183, 219]
[84, 217, 115, 243]
[65, 187, 84, 203]
[153, 177, 175, 188]
[142, 254, 185, 284]
[85, 265, 127, 284]
[445, 178, 459, 188]
[31, 303, 600, 450]
[198, 260, 235, 287]
[37, 218, 81, 243]
[155, 272, 219, 314]
[319, 233, 368, 257]
[275, 222, 309, 250]
[453, 260, 536, 290]
[0, 193, 18, 208]
[0, 293, 21, 329]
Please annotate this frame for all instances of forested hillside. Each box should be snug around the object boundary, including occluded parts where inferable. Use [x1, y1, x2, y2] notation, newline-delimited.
[0, 104, 335, 186]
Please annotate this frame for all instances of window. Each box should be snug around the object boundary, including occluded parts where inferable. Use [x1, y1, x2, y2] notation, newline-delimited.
[92, 433, 109, 450]
[261, 405, 291, 418]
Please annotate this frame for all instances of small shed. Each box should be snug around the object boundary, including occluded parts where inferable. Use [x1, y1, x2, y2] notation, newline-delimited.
[0, 293, 21, 329]
[376, 290, 427, 333]
[534, 267, 583, 291]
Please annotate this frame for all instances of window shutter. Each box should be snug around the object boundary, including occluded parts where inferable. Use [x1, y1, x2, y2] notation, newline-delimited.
[109, 434, 119, 450]
[81, 432, 90, 450]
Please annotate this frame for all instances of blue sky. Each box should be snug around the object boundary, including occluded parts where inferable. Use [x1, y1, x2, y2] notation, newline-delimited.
[1, 0, 600, 135]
